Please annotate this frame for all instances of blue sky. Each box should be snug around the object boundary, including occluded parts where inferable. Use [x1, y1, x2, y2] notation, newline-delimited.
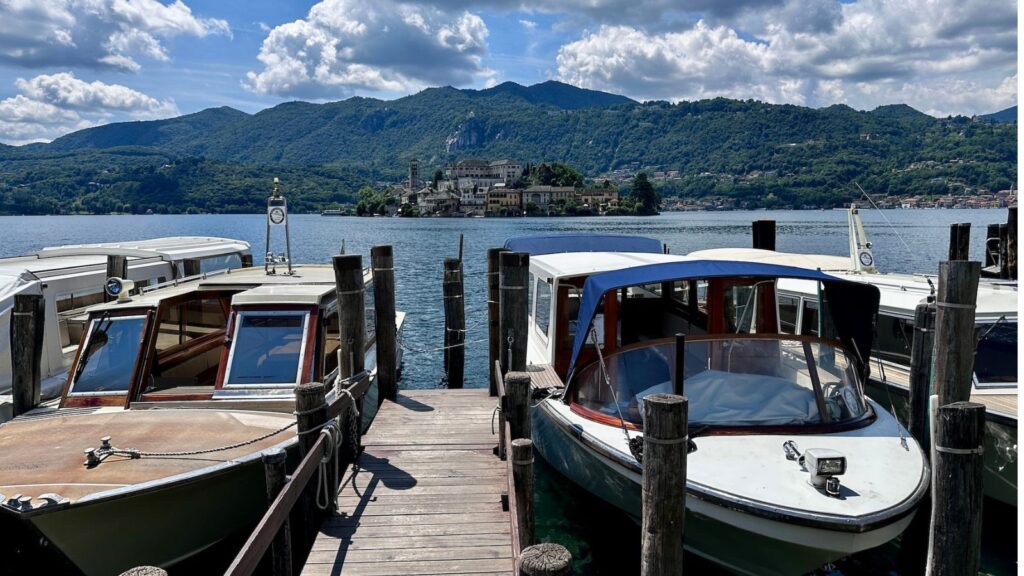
[0, 0, 1016, 144]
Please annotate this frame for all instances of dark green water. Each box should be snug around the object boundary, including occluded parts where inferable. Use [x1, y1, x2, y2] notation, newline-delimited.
[2, 209, 1015, 575]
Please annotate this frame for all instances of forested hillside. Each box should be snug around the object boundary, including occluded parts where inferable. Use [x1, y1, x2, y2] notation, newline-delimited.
[0, 81, 1015, 214]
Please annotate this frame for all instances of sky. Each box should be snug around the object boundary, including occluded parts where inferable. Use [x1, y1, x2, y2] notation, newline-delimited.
[0, 0, 1017, 145]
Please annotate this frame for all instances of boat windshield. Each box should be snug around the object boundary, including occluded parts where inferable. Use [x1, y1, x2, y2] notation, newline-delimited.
[573, 336, 868, 428]
[975, 321, 1017, 385]
[70, 315, 147, 394]
[225, 312, 308, 386]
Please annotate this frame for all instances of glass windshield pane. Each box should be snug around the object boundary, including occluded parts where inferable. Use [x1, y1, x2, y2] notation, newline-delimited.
[71, 316, 146, 394]
[574, 337, 867, 428]
[226, 314, 306, 385]
[975, 322, 1017, 384]
[536, 280, 552, 337]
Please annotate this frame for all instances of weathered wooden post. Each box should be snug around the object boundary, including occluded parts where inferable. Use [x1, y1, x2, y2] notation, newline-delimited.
[641, 394, 687, 576]
[262, 448, 293, 576]
[751, 219, 776, 251]
[897, 301, 936, 575]
[294, 382, 329, 534]
[333, 255, 366, 380]
[506, 371, 532, 441]
[499, 252, 529, 374]
[105, 254, 128, 302]
[11, 294, 42, 417]
[371, 246, 397, 402]
[183, 258, 201, 277]
[998, 224, 1009, 279]
[512, 438, 535, 548]
[947, 223, 970, 261]
[932, 260, 980, 405]
[518, 543, 572, 576]
[984, 223, 1000, 268]
[488, 248, 509, 396]
[443, 258, 465, 388]
[1007, 205, 1017, 279]
[928, 402, 986, 576]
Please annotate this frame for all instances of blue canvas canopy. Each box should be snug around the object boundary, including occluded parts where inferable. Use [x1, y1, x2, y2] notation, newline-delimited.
[567, 260, 880, 378]
[504, 234, 662, 256]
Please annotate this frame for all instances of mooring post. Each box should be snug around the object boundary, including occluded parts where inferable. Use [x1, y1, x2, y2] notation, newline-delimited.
[947, 223, 970, 261]
[984, 223, 1000, 268]
[183, 258, 201, 277]
[751, 219, 776, 251]
[487, 248, 509, 396]
[333, 254, 365, 468]
[897, 302, 936, 575]
[371, 246, 397, 402]
[294, 382, 329, 536]
[932, 260, 980, 405]
[512, 438, 535, 548]
[1007, 206, 1017, 279]
[506, 371, 532, 441]
[641, 393, 687, 576]
[443, 258, 465, 388]
[518, 543, 572, 576]
[105, 254, 128, 302]
[11, 294, 42, 417]
[499, 252, 529, 374]
[928, 402, 986, 576]
[262, 448, 293, 576]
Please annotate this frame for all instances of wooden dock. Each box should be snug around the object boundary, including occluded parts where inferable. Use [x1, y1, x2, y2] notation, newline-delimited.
[301, 388, 515, 576]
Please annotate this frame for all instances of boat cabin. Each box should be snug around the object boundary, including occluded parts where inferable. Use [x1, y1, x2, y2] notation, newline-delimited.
[59, 265, 373, 412]
[518, 236, 880, 434]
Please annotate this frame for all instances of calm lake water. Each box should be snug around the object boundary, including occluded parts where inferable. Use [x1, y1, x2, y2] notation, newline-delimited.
[0, 209, 1014, 575]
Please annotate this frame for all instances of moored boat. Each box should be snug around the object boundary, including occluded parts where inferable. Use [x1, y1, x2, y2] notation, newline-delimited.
[515, 234, 928, 576]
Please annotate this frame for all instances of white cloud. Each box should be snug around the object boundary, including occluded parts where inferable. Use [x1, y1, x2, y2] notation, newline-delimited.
[519, 19, 537, 29]
[0, 72, 179, 144]
[244, 0, 494, 98]
[555, 0, 1017, 115]
[0, 0, 230, 71]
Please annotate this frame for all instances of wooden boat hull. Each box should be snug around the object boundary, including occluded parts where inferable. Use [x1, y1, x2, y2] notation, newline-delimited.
[532, 400, 918, 576]
[865, 377, 1017, 507]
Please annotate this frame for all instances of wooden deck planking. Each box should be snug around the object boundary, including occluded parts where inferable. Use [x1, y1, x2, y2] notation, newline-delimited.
[302, 389, 514, 576]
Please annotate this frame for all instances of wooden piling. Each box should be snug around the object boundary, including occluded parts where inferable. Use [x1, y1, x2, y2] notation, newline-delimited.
[333, 255, 366, 380]
[183, 258, 201, 277]
[105, 255, 128, 302]
[641, 393, 687, 576]
[947, 223, 970, 261]
[11, 294, 42, 417]
[1007, 206, 1017, 279]
[512, 438, 535, 548]
[932, 261, 980, 405]
[928, 402, 986, 576]
[487, 248, 509, 395]
[506, 371, 532, 441]
[518, 543, 572, 576]
[499, 252, 529, 374]
[751, 219, 776, 251]
[998, 223, 1010, 279]
[370, 246, 397, 402]
[262, 448, 293, 576]
[443, 258, 465, 388]
[295, 382, 333, 517]
[984, 223, 1000, 268]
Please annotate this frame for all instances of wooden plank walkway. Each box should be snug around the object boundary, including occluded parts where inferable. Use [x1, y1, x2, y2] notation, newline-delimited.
[301, 389, 515, 576]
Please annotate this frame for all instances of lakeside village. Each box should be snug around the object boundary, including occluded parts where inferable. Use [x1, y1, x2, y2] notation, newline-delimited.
[328, 158, 655, 217]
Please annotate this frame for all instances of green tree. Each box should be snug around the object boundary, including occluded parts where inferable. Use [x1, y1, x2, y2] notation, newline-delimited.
[432, 169, 443, 188]
[631, 172, 660, 215]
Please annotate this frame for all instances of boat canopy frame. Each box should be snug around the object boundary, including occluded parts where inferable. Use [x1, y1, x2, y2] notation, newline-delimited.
[567, 260, 881, 380]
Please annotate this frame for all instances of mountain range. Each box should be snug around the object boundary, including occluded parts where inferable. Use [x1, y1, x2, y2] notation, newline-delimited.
[0, 81, 1016, 214]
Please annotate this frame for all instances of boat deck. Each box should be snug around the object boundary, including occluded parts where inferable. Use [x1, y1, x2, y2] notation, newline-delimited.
[301, 389, 515, 576]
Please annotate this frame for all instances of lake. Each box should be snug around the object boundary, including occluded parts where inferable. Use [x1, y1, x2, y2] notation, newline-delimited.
[0, 208, 1014, 575]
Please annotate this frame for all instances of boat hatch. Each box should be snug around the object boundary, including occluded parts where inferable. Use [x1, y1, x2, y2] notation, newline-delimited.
[561, 259, 880, 434]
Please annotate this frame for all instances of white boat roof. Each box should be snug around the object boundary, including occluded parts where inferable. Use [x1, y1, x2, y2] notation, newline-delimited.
[232, 284, 335, 306]
[0, 236, 250, 278]
[531, 252, 691, 279]
[693, 248, 1017, 322]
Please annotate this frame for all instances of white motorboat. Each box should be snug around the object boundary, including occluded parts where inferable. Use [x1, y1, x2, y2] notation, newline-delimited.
[689, 206, 1017, 506]
[0, 237, 252, 416]
[515, 234, 928, 576]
